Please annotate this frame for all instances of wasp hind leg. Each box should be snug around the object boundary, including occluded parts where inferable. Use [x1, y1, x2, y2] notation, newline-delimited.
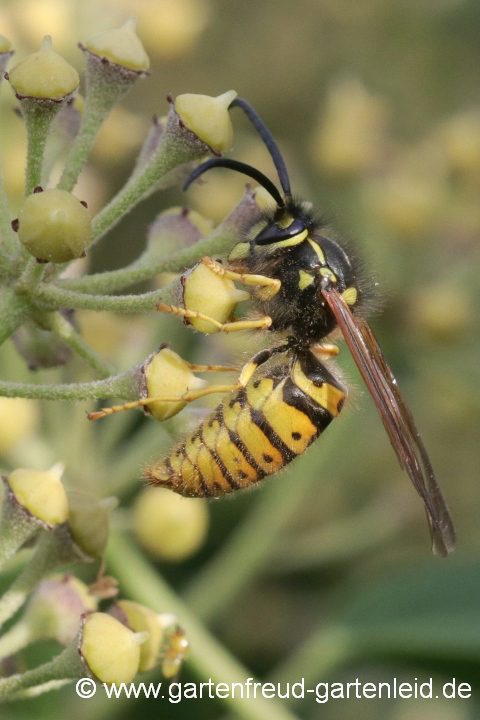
[87, 345, 289, 421]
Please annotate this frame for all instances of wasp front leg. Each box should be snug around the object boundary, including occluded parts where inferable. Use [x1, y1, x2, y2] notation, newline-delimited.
[156, 257, 277, 334]
[200, 256, 281, 300]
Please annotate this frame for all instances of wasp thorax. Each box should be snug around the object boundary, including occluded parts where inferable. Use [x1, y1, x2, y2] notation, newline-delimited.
[182, 261, 249, 334]
[144, 346, 206, 420]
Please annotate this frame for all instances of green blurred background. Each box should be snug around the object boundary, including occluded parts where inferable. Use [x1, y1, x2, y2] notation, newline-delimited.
[1, 0, 480, 718]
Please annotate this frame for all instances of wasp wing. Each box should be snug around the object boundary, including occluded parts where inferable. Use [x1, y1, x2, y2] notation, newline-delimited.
[321, 287, 456, 557]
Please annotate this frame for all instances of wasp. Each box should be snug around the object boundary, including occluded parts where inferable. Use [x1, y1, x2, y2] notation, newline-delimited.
[91, 98, 456, 557]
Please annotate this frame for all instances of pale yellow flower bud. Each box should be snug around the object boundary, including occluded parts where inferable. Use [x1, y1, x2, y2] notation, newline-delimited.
[85, 17, 150, 72]
[144, 346, 206, 421]
[175, 90, 237, 152]
[183, 261, 249, 333]
[8, 36, 79, 99]
[7, 464, 68, 526]
[133, 487, 208, 561]
[0, 397, 38, 454]
[254, 185, 278, 212]
[81, 612, 147, 684]
[116, 600, 164, 672]
[0, 35, 12, 53]
[17, 188, 92, 263]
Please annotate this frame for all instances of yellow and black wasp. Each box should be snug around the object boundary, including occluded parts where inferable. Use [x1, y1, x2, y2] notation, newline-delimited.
[92, 98, 456, 557]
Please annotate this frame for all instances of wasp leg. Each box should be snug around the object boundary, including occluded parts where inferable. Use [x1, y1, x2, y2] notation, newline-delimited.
[200, 256, 281, 299]
[183, 361, 237, 372]
[157, 303, 272, 333]
[88, 345, 289, 421]
[312, 342, 340, 357]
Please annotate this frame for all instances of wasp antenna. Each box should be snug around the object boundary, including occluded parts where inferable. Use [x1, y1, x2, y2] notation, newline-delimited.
[229, 97, 292, 199]
[182, 158, 285, 208]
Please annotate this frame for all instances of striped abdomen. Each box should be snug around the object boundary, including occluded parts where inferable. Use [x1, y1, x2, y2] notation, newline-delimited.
[147, 352, 346, 497]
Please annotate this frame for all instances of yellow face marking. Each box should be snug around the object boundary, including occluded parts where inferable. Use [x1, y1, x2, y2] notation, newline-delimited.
[228, 242, 250, 261]
[261, 381, 317, 453]
[277, 215, 294, 229]
[319, 267, 337, 283]
[292, 362, 345, 417]
[298, 269, 315, 290]
[307, 238, 326, 264]
[256, 229, 308, 253]
[341, 286, 357, 306]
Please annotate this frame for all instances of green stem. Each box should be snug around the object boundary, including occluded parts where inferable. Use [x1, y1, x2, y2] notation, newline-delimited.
[57, 104, 111, 193]
[47, 311, 115, 377]
[0, 481, 41, 573]
[106, 531, 301, 720]
[56, 228, 243, 295]
[90, 144, 186, 244]
[56, 187, 258, 295]
[0, 641, 84, 699]
[0, 621, 31, 661]
[0, 367, 139, 401]
[22, 99, 62, 197]
[0, 286, 29, 346]
[0, 174, 18, 265]
[33, 281, 176, 313]
[182, 412, 358, 623]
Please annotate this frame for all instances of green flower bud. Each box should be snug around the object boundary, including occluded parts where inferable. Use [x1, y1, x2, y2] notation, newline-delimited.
[115, 600, 163, 672]
[182, 260, 249, 333]
[25, 574, 97, 645]
[85, 17, 150, 72]
[81, 612, 148, 684]
[133, 487, 208, 561]
[175, 90, 237, 152]
[8, 35, 79, 100]
[7, 464, 68, 526]
[66, 492, 117, 560]
[144, 345, 207, 421]
[17, 188, 92, 263]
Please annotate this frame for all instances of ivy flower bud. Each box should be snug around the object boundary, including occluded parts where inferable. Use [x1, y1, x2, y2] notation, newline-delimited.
[182, 260, 249, 334]
[133, 487, 208, 561]
[8, 35, 79, 100]
[0, 397, 38, 454]
[16, 188, 92, 263]
[143, 345, 207, 421]
[66, 491, 117, 560]
[7, 464, 68, 526]
[175, 90, 237, 152]
[253, 185, 278, 212]
[85, 17, 150, 72]
[115, 600, 163, 672]
[81, 612, 148, 684]
[25, 575, 97, 645]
